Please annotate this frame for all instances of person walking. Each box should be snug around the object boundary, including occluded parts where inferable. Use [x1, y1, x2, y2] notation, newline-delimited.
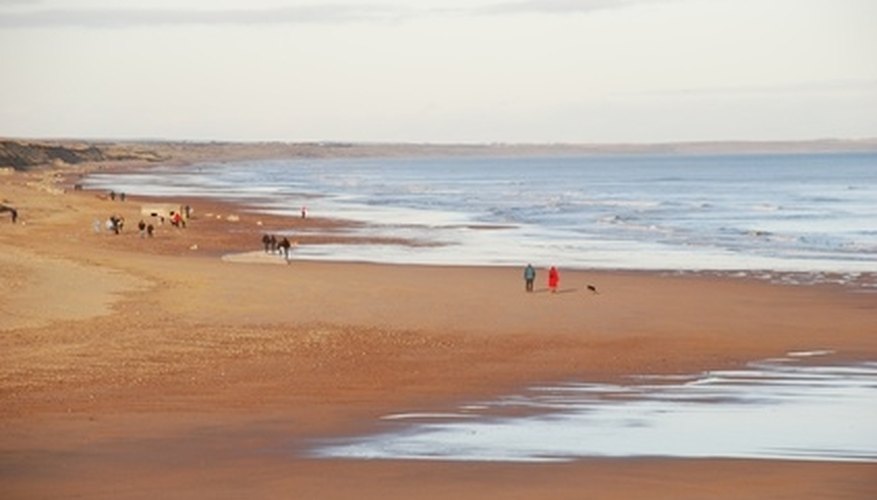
[278, 237, 291, 262]
[524, 264, 536, 292]
[548, 266, 560, 294]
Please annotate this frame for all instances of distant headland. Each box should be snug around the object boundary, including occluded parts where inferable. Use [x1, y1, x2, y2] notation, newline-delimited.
[2, 137, 876, 171]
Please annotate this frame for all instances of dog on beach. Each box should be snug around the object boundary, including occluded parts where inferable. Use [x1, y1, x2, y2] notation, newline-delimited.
[0, 204, 17, 223]
[586, 284, 599, 294]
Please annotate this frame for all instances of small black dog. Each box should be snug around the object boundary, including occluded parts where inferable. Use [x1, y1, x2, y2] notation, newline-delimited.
[586, 284, 599, 294]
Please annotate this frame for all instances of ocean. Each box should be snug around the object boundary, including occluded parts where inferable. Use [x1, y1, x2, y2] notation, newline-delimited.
[84, 152, 877, 280]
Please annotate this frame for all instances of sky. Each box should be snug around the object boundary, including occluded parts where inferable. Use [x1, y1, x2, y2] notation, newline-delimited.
[1, 0, 875, 143]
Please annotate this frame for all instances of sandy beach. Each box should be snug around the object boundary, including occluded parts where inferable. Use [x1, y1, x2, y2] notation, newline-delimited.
[2, 149, 876, 499]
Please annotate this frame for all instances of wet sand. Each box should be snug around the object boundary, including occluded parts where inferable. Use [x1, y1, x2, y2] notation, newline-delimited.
[1, 156, 876, 499]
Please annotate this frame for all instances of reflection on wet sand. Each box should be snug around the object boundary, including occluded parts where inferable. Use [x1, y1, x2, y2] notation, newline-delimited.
[314, 352, 877, 463]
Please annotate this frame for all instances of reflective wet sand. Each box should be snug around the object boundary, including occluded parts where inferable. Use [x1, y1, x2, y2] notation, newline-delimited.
[315, 352, 877, 462]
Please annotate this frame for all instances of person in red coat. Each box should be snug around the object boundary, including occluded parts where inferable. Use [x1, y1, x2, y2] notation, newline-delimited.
[548, 266, 559, 293]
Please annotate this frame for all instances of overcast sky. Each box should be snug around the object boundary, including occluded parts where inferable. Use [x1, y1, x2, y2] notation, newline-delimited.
[1, 0, 875, 143]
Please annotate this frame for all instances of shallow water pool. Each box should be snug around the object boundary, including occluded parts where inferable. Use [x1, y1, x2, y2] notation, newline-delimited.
[312, 352, 877, 463]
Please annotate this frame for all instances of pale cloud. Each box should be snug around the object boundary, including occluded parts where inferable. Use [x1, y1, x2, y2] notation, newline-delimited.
[629, 79, 877, 98]
[0, 0, 676, 28]
[0, 4, 411, 28]
[478, 0, 673, 15]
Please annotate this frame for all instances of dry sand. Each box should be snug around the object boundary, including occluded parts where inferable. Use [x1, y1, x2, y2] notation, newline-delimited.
[1, 157, 876, 499]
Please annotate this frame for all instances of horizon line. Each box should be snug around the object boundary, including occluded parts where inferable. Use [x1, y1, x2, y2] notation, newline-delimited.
[4, 135, 877, 146]
[4, 136, 877, 156]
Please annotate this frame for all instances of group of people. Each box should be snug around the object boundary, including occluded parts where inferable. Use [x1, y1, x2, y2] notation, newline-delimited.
[94, 215, 158, 238]
[169, 211, 185, 228]
[137, 219, 155, 238]
[105, 215, 125, 235]
[261, 234, 295, 261]
[524, 264, 561, 293]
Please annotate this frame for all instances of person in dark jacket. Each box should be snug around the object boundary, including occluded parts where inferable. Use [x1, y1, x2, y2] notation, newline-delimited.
[278, 237, 291, 262]
[523, 264, 536, 292]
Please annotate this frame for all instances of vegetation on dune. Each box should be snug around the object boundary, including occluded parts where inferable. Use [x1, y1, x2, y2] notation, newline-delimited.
[0, 140, 165, 171]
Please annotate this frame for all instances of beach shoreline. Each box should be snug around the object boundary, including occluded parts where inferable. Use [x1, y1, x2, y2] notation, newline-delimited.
[77, 145, 877, 279]
[2, 148, 876, 499]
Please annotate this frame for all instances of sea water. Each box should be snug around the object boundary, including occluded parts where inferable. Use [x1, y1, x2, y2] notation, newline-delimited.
[84, 155, 877, 461]
[312, 352, 877, 463]
[84, 152, 877, 277]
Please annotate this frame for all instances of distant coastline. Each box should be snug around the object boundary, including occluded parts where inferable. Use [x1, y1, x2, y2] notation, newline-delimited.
[3, 137, 877, 172]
